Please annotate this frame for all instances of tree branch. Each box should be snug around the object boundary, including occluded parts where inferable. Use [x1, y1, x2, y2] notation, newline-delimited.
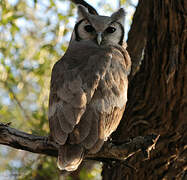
[0, 123, 58, 157]
[70, 0, 98, 15]
[0, 123, 159, 162]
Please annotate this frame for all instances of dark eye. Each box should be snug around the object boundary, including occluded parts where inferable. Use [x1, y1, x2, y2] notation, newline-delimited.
[106, 26, 116, 33]
[84, 25, 95, 32]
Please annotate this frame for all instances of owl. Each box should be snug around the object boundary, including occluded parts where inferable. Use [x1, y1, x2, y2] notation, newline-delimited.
[48, 5, 131, 171]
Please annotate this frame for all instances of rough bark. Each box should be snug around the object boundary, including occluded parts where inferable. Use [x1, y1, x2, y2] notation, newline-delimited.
[102, 0, 187, 179]
[127, 0, 149, 78]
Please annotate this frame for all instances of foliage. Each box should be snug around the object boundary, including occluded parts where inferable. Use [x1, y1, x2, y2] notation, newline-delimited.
[0, 0, 136, 179]
[0, 0, 75, 178]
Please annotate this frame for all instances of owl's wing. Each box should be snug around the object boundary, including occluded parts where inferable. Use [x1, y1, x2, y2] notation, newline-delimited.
[78, 46, 130, 153]
[49, 52, 112, 145]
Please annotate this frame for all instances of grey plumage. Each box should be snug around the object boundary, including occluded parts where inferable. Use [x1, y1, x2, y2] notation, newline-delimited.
[48, 4, 131, 171]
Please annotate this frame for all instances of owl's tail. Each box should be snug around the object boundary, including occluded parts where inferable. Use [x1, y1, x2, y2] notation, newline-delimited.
[57, 144, 84, 171]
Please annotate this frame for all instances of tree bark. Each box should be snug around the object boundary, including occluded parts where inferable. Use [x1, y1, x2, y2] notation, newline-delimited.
[102, 0, 187, 179]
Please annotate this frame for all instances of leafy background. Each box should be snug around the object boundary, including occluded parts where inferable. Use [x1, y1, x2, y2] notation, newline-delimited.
[0, 0, 137, 179]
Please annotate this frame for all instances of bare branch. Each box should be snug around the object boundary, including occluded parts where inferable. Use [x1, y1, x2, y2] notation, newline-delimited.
[88, 134, 159, 161]
[0, 122, 58, 157]
[70, 0, 98, 15]
[0, 123, 159, 162]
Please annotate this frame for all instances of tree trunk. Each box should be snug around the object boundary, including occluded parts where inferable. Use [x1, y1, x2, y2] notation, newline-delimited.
[102, 0, 187, 179]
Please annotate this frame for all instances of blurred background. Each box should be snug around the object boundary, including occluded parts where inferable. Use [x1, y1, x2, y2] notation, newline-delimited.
[0, 0, 138, 179]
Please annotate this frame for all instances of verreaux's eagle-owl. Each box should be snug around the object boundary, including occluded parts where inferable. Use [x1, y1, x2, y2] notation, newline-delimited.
[48, 5, 131, 171]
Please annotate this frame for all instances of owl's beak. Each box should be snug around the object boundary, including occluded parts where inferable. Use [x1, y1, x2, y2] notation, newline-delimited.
[97, 32, 102, 45]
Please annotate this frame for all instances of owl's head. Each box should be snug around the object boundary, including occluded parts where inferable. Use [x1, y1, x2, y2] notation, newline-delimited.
[71, 5, 125, 46]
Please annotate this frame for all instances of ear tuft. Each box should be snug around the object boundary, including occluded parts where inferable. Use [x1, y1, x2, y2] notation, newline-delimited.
[77, 5, 89, 21]
[111, 8, 126, 25]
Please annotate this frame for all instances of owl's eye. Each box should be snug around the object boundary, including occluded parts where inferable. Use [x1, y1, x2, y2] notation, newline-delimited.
[106, 26, 116, 33]
[84, 25, 95, 33]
